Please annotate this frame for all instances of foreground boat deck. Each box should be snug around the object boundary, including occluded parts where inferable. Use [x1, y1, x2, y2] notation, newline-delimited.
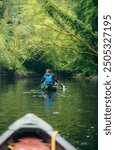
[0, 113, 77, 150]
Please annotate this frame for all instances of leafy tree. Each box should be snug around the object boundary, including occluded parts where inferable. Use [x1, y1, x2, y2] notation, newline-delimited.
[0, 0, 98, 76]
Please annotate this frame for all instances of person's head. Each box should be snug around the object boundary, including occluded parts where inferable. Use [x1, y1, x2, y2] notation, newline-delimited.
[46, 69, 52, 73]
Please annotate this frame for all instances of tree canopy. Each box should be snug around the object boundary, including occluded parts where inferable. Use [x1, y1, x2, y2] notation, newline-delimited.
[0, 0, 98, 76]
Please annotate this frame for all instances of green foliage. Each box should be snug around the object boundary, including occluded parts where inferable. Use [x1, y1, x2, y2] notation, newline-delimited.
[38, 0, 97, 74]
[0, 0, 98, 76]
[0, 0, 3, 19]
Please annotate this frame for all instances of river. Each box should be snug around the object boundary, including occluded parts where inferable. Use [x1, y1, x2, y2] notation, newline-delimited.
[0, 77, 97, 150]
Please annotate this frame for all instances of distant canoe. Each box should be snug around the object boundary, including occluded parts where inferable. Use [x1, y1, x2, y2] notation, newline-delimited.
[0, 113, 77, 150]
[40, 84, 58, 92]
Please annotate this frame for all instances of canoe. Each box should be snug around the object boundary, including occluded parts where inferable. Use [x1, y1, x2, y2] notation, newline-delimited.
[0, 113, 77, 150]
[40, 84, 57, 92]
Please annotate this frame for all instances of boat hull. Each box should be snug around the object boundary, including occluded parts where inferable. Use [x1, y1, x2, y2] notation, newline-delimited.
[40, 84, 57, 92]
[0, 113, 77, 150]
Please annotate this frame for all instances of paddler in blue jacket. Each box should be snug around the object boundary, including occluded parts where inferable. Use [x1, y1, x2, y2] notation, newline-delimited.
[40, 69, 65, 91]
[41, 69, 57, 86]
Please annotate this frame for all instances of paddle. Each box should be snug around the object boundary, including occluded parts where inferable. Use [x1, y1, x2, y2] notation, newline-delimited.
[57, 80, 65, 90]
[61, 84, 66, 91]
[37, 83, 42, 90]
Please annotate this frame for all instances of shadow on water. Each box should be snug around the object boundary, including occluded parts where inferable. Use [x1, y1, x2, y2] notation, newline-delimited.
[0, 78, 97, 150]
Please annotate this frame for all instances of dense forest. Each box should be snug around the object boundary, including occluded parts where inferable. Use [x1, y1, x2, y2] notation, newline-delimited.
[0, 0, 98, 77]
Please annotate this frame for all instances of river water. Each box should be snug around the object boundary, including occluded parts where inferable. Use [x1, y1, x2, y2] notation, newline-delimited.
[0, 78, 97, 150]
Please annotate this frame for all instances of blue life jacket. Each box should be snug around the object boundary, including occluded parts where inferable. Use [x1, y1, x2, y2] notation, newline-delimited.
[44, 73, 53, 85]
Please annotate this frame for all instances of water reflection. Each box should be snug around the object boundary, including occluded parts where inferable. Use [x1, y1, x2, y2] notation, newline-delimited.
[44, 92, 54, 115]
[37, 90, 57, 115]
[0, 78, 97, 150]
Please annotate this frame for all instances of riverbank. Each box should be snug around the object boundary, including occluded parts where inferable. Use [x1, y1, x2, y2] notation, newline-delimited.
[0, 72, 38, 80]
[75, 74, 98, 81]
[0, 72, 98, 81]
